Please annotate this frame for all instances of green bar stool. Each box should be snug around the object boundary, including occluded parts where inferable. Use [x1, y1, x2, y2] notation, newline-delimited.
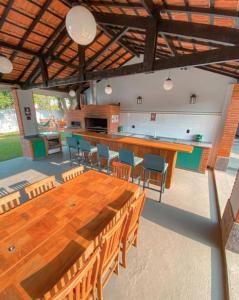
[143, 154, 168, 202]
[97, 143, 119, 174]
[72, 134, 84, 161]
[79, 140, 97, 167]
[119, 149, 143, 184]
[66, 136, 79, 164]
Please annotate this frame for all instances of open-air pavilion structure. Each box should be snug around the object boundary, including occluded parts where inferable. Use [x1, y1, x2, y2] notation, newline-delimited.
[0, 1, 239, 300]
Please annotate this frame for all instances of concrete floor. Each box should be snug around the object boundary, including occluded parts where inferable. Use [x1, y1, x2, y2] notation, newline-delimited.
[0, 148, 225, 300]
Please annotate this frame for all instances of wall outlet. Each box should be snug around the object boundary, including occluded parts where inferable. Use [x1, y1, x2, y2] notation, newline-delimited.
[186, 129, 190, 133]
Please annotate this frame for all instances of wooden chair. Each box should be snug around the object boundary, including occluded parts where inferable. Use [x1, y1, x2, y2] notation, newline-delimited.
[97, 212, 128, 300]
[0, 191, 21, 214]
[42, 247, 101, 300]
[111, 161, 132, 182]
[25, 176, 56, 200]
[62, 165, 84, 183]
[121, 191, 146, 268]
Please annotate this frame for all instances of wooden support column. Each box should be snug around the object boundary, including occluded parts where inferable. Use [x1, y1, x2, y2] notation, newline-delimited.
[39, 55, 49, 87]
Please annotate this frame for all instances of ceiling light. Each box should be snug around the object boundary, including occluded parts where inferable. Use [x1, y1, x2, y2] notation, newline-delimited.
[66, 5, 97, 46]
[69, 89, 76, 97]
[105, 84, 112, 95]
[0, 56, 13, 74]
[163, 77, 174, 91]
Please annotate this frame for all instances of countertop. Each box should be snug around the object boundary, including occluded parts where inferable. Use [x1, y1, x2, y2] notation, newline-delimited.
[74, 131, 194, 153]
[112, 132, 213, 149]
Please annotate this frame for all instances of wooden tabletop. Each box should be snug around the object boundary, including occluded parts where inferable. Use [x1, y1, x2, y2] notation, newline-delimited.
[0, 171, 140, 300]
[74, 131, 193, 153]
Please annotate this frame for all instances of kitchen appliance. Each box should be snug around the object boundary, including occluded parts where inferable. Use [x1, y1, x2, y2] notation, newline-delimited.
[85, 117, 107, 133]
[40, 132, 62, 154]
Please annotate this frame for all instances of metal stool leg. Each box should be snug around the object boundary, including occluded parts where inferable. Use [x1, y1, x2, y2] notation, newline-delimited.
[107, 159, 110, 174]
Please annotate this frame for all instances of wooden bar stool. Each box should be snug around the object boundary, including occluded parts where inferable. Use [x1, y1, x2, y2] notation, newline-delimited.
[143, 154, 168, 202]
[119, 148, 143, 184]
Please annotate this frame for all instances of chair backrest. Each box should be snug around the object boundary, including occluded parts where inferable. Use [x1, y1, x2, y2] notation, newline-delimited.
[62, 166, 84, 183]
[0, 191, 21, 214]
[72, 134, 84, 142]
[123, 191, 146, 241]
[144, 154, 166, 172]
[112, 161, 131, 182]
[97, 143, 109, 159]
[43, 247, 101, 300]
[66, 136, 78, 149]
[25, 176, 56, 200]
[119, 148, 134, 166]
[79, 140, 91, 152]
[99, 212, 127, 274]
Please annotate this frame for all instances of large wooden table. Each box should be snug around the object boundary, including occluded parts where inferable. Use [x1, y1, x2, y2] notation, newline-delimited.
[74, 131, 193, 188]
[0, 171, 140, 300]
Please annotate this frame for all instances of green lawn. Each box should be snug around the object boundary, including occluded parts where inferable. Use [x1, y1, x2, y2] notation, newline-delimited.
[0, 132, 22, 162]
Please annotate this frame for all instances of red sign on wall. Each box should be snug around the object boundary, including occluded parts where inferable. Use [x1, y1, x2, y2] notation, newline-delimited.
[150, 112, 156, 121]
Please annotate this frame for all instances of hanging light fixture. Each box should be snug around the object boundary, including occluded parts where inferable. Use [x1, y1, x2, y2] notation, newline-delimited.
[66, 5, 97, 46]
[105, 84, 112, 95]
[69, 89, 76, 97]
[0, 55, 13, 74]
[163, 71, 174, 91]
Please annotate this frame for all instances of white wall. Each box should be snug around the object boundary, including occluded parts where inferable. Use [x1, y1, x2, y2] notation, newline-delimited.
[16, 89, 38, 137]
[120, 112, 221, 142]
[87, 62, 235, 142]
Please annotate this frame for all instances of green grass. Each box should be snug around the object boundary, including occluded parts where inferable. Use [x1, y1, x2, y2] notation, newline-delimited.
[0, 132, 22, 162]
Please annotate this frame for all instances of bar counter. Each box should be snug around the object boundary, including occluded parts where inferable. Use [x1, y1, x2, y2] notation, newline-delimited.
[74, 131, 193, 189]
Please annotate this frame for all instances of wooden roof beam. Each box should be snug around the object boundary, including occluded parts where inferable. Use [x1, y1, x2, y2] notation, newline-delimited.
[23, 45, 239, 89]
[140, 0, 158, 16]
[86, 27, 128, 68]
[92, 13, 239, 45]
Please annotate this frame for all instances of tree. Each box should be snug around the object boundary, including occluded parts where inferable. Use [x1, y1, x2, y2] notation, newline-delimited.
[33, 94, 76, 112]
[0, 91, 14, 109]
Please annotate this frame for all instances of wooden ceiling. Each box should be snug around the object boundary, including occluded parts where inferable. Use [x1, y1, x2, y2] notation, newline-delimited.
[0, 0, 239, 91]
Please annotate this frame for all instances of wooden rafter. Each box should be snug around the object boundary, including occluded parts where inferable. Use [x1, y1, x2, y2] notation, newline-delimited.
[24, 45, 239, 89]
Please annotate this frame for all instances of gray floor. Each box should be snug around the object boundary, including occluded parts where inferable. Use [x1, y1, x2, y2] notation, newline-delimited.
[0, 147, 225, 300]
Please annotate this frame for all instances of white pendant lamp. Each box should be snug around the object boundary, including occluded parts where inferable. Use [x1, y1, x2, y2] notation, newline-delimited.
[105, 84, 112, 95]
[0, 56, 13, 74]
[66, 5, 97, 46]
[163, 76, 174, 91]
[69, 89, 76, 97]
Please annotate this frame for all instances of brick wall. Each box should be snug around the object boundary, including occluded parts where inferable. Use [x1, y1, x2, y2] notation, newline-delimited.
[217, 84, 239, 158]
[199, 147, 210, 173]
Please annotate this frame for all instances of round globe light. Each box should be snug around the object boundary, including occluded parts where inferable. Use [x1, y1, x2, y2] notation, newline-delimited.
[0, 56, 13, 74]
[105, 85, 112, 95]
[69, 89, 76, 97]
[66, 6, 97, 46]
[163, 77, 174, 91]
